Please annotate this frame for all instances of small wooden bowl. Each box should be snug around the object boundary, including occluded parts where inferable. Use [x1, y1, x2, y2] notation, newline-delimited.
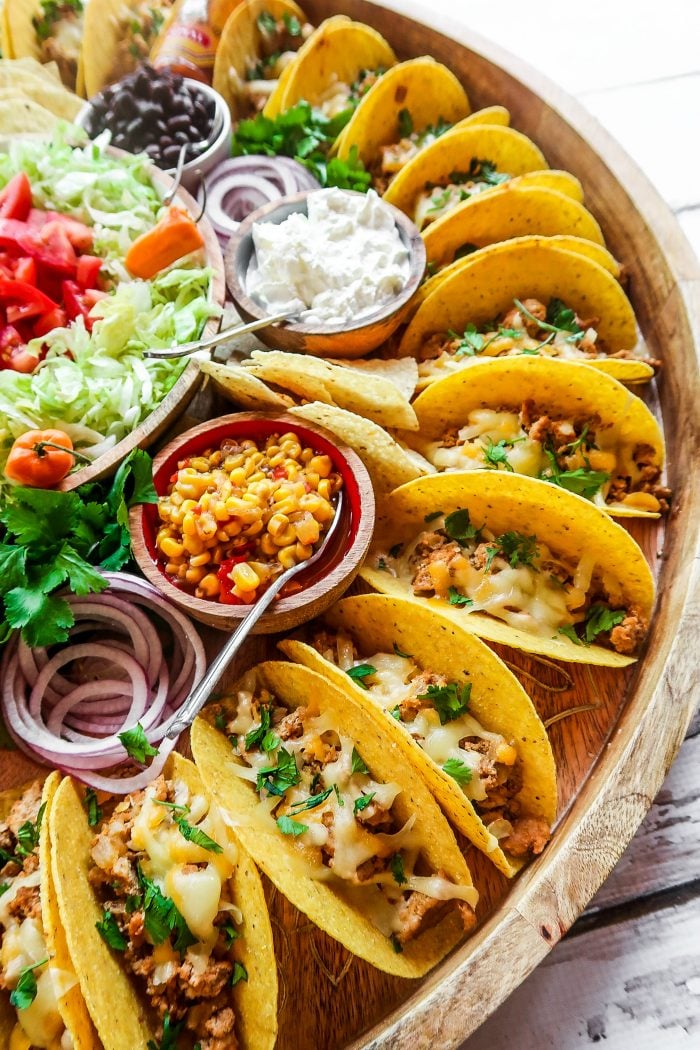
[225, 189, 426, 358]
[58, 163, 226, 492]
[129, 412, 375, 633]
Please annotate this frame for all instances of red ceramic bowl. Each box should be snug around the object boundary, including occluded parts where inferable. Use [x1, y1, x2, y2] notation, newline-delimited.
[129, 412, 375, 632]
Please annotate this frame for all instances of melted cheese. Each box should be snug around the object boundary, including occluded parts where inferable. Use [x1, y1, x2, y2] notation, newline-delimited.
[414, 178, 496, 230]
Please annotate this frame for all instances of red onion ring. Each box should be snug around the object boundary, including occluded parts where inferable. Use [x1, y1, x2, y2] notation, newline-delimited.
[197, 154, 321, 244]
[0, 572, 206, 793]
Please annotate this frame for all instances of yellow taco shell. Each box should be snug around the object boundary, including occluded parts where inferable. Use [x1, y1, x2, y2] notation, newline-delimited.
[361, 471, 654, 667]
[280, 592, 557, 877]
[192, 660, 476, 978]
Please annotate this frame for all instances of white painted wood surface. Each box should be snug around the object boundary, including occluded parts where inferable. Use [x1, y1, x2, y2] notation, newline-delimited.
[377, 0, 700, 1045]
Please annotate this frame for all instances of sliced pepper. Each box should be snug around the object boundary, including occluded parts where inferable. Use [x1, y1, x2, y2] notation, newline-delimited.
[125, 207, 204, 280]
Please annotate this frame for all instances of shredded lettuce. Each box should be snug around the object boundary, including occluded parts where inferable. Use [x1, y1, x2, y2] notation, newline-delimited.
[0, 130, 219, 475]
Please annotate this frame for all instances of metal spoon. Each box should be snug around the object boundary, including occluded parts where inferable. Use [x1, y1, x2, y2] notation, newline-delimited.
[143, 310, 299, 359]
[165, 489, 345, 740]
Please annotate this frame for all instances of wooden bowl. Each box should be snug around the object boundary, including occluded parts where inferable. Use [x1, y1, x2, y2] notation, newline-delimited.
[129, 412, 375, 632]
[224, 188, 426, 358]
[57, 164, 226, 492]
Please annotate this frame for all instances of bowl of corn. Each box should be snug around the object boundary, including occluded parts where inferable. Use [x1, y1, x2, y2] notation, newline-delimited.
[129, 412, 375, 632]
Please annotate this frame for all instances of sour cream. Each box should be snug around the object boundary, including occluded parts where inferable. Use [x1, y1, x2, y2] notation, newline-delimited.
[247, 188, 410, 326]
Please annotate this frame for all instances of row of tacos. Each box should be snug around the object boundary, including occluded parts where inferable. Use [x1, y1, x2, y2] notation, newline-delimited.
[0, 592, 561, 1046]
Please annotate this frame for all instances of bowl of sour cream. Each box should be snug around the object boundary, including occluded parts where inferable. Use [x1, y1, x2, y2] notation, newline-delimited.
[224, 187, 426, 358]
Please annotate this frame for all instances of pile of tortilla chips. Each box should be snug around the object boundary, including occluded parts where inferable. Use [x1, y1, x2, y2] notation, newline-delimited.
[0, 57, 82, 132]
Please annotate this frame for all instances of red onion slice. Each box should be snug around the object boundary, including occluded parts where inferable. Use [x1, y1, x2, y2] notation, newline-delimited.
[0, 572, 206, 793]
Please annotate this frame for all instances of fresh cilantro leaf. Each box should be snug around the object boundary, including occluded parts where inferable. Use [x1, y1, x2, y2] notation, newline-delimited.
[442, 757, 473, 786]
[354, 792, 375, 815]
[424, 511, 443, 523]
[256, 10, 277, 32]
[282, 11, 301, 34]
[390, 933, 403, 953]
[390, 706, 402, 720]
[84, 787, 102, 827]
[332, 784, 344, 807]
[390, 853, 406, 885]
[428, 187, 452, 212]
[147, 1012, 184, 1050]
[0, 488, 80, 545]
[0, 545, 26, 595]
[223, 922, 239, 947]
[95, 910, 127, 951]
[483, 438, 514, 471]
[346, 663, 377, 689]
[418, 681, 471, 724]
[9, 957, 47, 1010]
[176, 818, 223, 854]
[125, 894, 141, 914]
[139, 868, 196, 953]
[393, 642, 412, 658]
[558, 624, 583, 645]
[443, 508, 480, 544]
[0, 883, 9, 896]
[451, 322, 486, 358]
[4, 588, 73, 646]
[256, 747, 300, 797]
[290, 787, 333, 813]
[448, 587, 474, 607]
[485, 532, 539, 571]
[107, 449, 158, 531]
[397, 107, 413, 138]
[261, 729, 280, 753]
[513, 298, 584, 344]
[153, 799, 189, 814]
[550, 467, 609, 500]
[51, 543, 109, 596]
[561, 425, 592, 456]
[583, 604, 626, 644]
[214, 713, 227, 731]
[245, 706, 272, 750]
[119, 723, 159, 764]
[276, 814, 307, 836]
[15, 802, 45, 858]
[351, 747, 368, 774]
[546, 297, 584, 337]
[231, 962, 248, 986]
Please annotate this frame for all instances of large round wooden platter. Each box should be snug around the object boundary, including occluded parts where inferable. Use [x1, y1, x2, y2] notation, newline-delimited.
[1, 2, 699, 1048]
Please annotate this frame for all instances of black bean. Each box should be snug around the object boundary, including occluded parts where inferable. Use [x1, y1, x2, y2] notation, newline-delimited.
[112, 133, 128, 150]
[152, 81, 172, 107]
[113, 93, 136, 120]
[133, 71, 151, 99]
[167, 113, 190, 133]
[162, 144, 183, 165]
[159, 134, 174, 149]
[172, 130, 189, 145]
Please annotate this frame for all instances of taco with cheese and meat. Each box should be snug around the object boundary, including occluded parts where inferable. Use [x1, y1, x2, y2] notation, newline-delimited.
[361, 471, 655, 668]
[262, 15, 396, 121]
[80, 0, 177, 97]
[280, 593, 557, 878]
[0, 772, 99, 1050]
[4, 0, 85, 90]
[191, 660, 479, 978]
[408, 356, 669, 517]
[397, 237, 657, 385]
[49, 754, 277, 1050]
[213, 0, 313, 119]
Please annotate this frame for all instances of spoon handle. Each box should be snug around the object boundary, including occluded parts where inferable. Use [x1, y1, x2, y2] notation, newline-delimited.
[144, 310, 296, 359]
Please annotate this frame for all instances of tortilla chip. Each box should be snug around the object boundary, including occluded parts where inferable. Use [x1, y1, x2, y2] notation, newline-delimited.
[289, 402, 430, 493]
[0, 75, 81, 119]
[245, 349, 419, 429]
[327, 355, 418, 402]
[0, 96, 59, 132]
[360, 471, 655, 667]
[192, 660, 475, 978]
[333, 56, 470, 166]
[202, 358, 293, 411]
[423, 183, 606, 269]
[410, 355, 664, 518]
[264, 15, 396, 118]
[280, 591, 557, 877]
[383, 124, 548, 216]
[398, 237, 638, 362]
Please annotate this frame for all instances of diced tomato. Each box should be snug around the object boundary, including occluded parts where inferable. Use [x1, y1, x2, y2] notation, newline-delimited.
[0, 219, 76, 277]
[0, 279, 60, 326]
[76, 254, 103, 290]
[0, 174, 32, 222]
[32, 306, 67, 337]
[14, 257, 36, 285]
[216, 553, 254, 605]
[27, 211, 93, 253]
[0, 324, 38, 373]
[61, 280, 106, 331]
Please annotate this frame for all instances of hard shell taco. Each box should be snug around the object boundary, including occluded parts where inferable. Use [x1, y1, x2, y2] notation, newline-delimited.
[80, 0, 177, 97]
[4, 0, 85, 90]
[397, 237, 655, 386]
[279, 593, 557, 878]
[361, 471, 655, 668]
[213, 0, 313, 120]
[0, 772, 98, 1050]
[381, 123, 548, 230]
[49, 754, 278, 1050]
[262, 15, 396, 120]
[191, 660, 479, 978]
[408, 357, 669, 518]
[330, 57, 471, 193]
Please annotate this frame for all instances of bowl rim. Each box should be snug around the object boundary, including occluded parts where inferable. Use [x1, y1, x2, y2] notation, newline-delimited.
[129, 411, 376, 623]
[225, 187, 426, 336]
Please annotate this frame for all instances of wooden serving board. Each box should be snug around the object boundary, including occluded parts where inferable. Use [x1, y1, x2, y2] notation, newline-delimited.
[1, 1, 699, 1048]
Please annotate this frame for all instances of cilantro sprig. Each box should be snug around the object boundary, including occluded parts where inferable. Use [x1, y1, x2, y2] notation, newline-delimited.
[9, 957, 47, 1010]
[559, 604, 626, 647]
[417, 681, 471, 724]
[346, 664, 377, 689]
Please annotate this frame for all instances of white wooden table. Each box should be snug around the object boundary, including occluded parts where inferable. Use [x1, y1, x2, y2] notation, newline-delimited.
[380, 1, 700, 1044]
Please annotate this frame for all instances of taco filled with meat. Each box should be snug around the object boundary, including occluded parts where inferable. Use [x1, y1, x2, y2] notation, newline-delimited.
[5, 0, 85, 90]
[409, 357, 669, 517]
[397, 237, 656, 385]
[80, 0, 177, 97]
[261, 14, 396, 121]
[381, 123, 547, 230]
[49, 754, 277, 1050]
[280, 593, 557, 878]
[213, 0, 313, 120]
[362, 471, 655, 667]
[191, 660, 478, 978]
[0, 772, 98, 1050]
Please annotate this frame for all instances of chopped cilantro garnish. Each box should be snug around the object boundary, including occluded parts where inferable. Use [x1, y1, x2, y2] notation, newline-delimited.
[390, 933, 403, 953]
[333, 784, 344, 807]
[483, 438, 515, 471]
[450, 322, 490, 358]
[0, 883, 8, 896]
[9, 957, 47, 1010]
[546, 297, 585, 337]
[390, 706, 402, 720]
[354, 792, 376, 815]
[583, 604, 626, 644]
[119, 723, 158, 764]
[175, 818, 223, 854]
[256, 748, 300, 797]
[393, 642, 412, 658]
[351, 747, 368, 774]
[245, 705, 272, 750]
[276, 814, 308, 836]
[448, 587, 474, 607]
[390, 853, 407, 885]
[442, 757, 473, 786]
[443, 508, 480, 545]
[147, 1012, 184, 1050]
[84, 787, 102, 827]
[558, 624, 583, 645]
[15, 802, 45, 858]
[223, 922, 239, 947]
[261, 729, 280, 753]
[346, 664, 377, 689]
[138, 868, 196, 954]
[95, 910, 127, 951]
[485, 532, 539, 572]
[428, 188, 452, 212]
[231, 962, 248, 987]
[290, 787, 333, 813]
[214, 712, 227, 731]
[424, 511, 443, 522]
[418, 681, 471, 724]
[282, 11, 302, 34]
[397, 107, 413, 138]
[256, 10, 277, 32]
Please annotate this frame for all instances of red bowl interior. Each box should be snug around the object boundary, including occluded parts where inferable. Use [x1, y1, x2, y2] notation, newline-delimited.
[140, 416, 364, 608]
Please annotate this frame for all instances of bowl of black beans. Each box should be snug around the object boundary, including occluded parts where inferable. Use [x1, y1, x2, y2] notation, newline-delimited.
[77, 64, 231, 190]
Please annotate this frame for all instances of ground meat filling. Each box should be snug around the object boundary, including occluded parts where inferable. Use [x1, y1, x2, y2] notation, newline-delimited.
[89, 777, 239, 1050]
[0, 781, 43, 929]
